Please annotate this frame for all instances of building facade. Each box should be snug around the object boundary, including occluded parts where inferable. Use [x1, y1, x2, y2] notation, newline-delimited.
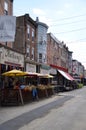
[14, 14, 37, 72]
[0, 0, 13, 15]
[72, 59, 85, 81]
[68, 51, 73, 74]
[47, 33, 60, 66]
[36, 17, 48, 64]
[36, 17, 49, 73]
[60, 42, 69, 69]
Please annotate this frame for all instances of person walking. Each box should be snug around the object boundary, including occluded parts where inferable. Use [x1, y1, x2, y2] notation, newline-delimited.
[32, 87, 38, 101]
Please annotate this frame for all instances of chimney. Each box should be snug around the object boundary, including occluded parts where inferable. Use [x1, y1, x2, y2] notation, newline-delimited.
[36, 17, 39, 23]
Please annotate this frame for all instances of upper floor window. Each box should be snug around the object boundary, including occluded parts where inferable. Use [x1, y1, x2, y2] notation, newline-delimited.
[31, 47, 34, 60]
[32, 29, 35, 41]
[27, 25, 30, 40]
[26, 45, 30, 57]
[4, 1, 8, 15]
[39, 53, 42, 63]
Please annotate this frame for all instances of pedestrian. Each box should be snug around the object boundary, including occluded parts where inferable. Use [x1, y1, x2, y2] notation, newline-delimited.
[32, 87, 38, 101]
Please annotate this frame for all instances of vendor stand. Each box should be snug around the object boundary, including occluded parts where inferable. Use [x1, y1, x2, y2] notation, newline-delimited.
[22, 72, 54, 100]
[37, 74, 54, 98]
[1, 70, 54, 106]
[1, 69, 28, 106]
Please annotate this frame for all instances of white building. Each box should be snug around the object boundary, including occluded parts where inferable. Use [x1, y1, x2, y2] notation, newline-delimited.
[36, 17, 48, 64]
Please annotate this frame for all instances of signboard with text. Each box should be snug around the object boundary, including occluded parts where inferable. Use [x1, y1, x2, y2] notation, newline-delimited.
[0, 47, 24, 67]
[0, 16, 16, 42]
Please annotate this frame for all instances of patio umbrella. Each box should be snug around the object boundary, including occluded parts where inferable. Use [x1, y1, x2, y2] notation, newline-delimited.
[2, 69, 27, 77]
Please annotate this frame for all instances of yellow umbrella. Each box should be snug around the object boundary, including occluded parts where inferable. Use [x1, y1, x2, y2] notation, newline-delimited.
[2, 69, 27, 77]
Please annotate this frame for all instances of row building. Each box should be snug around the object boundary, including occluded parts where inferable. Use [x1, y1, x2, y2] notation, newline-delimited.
[0, 0, 85, 86]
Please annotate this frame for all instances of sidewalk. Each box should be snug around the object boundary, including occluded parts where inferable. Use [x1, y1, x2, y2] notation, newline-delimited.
[0, 94, 63, 125]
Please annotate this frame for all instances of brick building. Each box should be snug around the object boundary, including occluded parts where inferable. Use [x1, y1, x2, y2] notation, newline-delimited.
[47, 33, 60, 66]
[14, 14, 37, 72]
[0, 0, 13, 15]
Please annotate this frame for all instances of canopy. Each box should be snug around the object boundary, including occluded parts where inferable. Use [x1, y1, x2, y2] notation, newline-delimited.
[25, 72, 53, 78]
[2, 69, 27, 76]
[38, 74, 53, 78]
[25, 72, 41, 77]
[57, 69, 74, 81]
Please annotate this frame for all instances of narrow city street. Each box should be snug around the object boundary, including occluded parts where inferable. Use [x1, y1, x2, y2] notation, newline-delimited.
[18, 86, 86, 130]
[0, 86, 86, 130]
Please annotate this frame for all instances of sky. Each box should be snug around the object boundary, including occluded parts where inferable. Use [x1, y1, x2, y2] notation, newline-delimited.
[13, 0, 86, 69]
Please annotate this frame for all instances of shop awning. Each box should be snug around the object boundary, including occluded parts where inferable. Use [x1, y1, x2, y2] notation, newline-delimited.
[57, 69, 74, 81]
[50, 64, 68, 72]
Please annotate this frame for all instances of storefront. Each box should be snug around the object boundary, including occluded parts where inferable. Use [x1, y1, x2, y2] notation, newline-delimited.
[40, 64, 50, 74]
[0, 46, 24, 87]
[0, 47, 24, 71]
[50, 64, 75, 91]
[26, 63, 36, 72]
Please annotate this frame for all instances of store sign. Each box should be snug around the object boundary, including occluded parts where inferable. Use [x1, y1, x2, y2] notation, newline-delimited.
[40, 68, 50, 74]
[1, 48, 24, 67]
[49, 68, 57, 75]
[0, 16, 16, 42]
[26, 63, 36, 72]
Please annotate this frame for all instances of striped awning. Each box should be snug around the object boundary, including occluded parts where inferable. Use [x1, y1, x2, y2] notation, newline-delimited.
[58, 69, 74, 81]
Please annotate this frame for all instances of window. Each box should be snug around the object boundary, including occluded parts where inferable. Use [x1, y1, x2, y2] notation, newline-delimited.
[39, 41, 43, 45]
[27, 25, 30, 39]
[4, 1, 8, 15]
[26, 46, 30, 57]
[39, 53, 42, 62]
[32, 29, 35, 41]
[43, 55, 46, 62]
[40, 36, 43, 41]
[31, 47, 34, 60]
[39, 36, 43, 45]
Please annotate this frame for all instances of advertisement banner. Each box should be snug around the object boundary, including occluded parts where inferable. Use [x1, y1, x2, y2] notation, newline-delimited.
[0, 16, 16, 42]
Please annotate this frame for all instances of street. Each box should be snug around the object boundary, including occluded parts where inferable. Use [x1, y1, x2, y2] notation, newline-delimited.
[0, 86, 86, 130]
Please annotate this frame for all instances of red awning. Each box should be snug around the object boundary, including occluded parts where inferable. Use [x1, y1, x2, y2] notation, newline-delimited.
[50, 64, 68, 72]
[58, 69, 75, 81]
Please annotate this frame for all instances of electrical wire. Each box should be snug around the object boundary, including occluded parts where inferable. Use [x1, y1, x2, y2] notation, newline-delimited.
[53, 27, 86, 34]
[66, 38, 86, 44]
[47, 13, 86, 22]
[50, 19, 86, 27]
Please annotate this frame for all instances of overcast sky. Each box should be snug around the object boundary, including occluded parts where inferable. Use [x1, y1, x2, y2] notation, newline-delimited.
[13, 0, 86, 69]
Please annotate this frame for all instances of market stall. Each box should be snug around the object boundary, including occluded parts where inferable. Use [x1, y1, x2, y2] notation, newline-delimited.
[21, 73, 54, 100]
[1, 69, 28, 106]
[37, 74, 54, 98]
[0, 70, 54, 106]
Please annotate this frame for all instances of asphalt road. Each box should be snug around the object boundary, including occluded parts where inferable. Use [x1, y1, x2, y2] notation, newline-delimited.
[1, 86, 86, 130]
